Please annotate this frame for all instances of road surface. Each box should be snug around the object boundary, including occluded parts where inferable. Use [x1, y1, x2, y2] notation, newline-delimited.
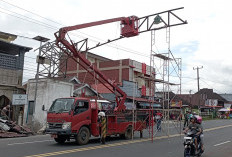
[0, 119, 231, 157]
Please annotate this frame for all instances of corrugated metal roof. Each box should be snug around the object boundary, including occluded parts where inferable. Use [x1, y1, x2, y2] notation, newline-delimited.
[0, 40, 32, 55]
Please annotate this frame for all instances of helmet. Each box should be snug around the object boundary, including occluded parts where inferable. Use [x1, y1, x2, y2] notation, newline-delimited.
[98, 111, 105, 117]
[193, 112, 197, 115]
[195, 115, 202, 124]
[190, 115, 197, 121]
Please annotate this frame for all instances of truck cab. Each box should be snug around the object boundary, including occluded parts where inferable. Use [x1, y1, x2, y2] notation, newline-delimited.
[45, 97, 98, 145]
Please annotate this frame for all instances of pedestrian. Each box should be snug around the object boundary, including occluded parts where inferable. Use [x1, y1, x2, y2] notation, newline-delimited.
[1, 105, 10, 120]
[184, 111, 189, 128]
[155, 111, 162, 132]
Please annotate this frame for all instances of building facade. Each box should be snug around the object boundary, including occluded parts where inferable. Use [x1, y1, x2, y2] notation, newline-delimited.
[24, 78, 74, 131]
[0, 32, 32, 122]
[64, 52, 155, 97]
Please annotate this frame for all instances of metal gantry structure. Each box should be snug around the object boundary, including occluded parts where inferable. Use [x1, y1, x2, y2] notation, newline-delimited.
[34, 41, 69, 79]
[150, 27, 183, 137]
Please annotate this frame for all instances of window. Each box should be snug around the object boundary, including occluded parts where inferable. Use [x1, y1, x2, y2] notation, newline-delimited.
[49, 98, 74, 113]
[74, 101, 89, 115]
[28, 101, 34, 115]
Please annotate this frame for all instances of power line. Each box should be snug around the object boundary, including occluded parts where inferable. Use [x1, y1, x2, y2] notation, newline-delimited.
[0, 10, 56, 30]
[0, 8, 150, 58]
[0, 6, 57, 30]
[200, 79, 223, 93]
[201, 77, 230, 86]
[0, 0, 61, 25]
[0, 0, 151, 59]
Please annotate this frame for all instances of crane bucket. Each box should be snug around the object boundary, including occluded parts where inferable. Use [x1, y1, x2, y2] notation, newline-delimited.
[121, 16, 139, 37]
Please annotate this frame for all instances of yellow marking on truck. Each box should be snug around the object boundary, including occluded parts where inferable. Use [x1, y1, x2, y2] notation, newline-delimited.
[25, 124, 232, 157]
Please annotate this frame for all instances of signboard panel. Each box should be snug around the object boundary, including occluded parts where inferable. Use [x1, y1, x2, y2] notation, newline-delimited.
[224, 103, 231, 109]
[12, 94, 28, 105]
[205, 99, 218, 106]
[171, 100, 182, 107]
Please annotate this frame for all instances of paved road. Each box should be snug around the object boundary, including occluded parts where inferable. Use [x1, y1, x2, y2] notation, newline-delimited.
[0, 119, 232, 157]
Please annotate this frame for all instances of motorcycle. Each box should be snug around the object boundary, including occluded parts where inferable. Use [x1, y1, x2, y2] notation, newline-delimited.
[184, 130, 203, 157]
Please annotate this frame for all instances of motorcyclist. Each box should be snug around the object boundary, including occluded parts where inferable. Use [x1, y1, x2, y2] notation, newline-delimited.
[198, 122, 204, 153]
[184, 115, 202, 154]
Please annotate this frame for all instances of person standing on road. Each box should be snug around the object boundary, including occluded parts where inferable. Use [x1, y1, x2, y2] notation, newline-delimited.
[155, 111, 162, 132]
[184, 111, 190, 128]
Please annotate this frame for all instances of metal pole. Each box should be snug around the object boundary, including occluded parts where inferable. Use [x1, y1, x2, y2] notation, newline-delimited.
[132, 72, 135, 140]
[150, 30, 153, 141]
[193, 66, 203, 92]
[179, 58, 182, 136]
[197, 68, 200, 91]
[167, 27, 170, 137]
[32, 41, 42, 130]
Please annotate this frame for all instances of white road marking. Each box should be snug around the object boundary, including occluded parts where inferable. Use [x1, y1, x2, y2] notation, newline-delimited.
[8, 140, 53, 146]
[214, 141, 231, 147]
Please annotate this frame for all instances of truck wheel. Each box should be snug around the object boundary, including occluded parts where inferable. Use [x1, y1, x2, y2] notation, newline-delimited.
[76, 126, 90, 145]
[54, 135, 66, 144]
[125, 126, 132, 140]
[119, 134, 125, 139]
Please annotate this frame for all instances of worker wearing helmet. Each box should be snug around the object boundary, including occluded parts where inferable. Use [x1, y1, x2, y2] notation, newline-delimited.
[184, 115, 203, 154]
[98, 111, 106, 144]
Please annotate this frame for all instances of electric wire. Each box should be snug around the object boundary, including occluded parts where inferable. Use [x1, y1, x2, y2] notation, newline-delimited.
[0, 9, 56, 30]
[0, 0, 61, 25]
[200, 79, 223, 94]
[0, 0, 151, 58]
[201, 77, 230, 86]
[0, 0, 200, 95]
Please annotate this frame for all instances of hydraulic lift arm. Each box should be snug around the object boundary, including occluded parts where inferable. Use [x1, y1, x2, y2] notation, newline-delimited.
[55, 16, 139, 111]
[54, 7, 187, 112]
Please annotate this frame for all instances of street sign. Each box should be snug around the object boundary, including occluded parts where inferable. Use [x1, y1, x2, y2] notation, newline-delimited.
[12, 94, 28, 105]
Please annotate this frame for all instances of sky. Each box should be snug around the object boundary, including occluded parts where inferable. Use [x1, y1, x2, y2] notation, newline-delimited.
[0, 0, 231, 94]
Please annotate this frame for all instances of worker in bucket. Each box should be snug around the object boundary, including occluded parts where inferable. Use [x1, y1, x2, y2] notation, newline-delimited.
[98, 111, 107, 144]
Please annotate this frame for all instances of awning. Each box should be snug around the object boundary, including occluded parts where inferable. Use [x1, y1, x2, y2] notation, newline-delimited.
[140, 103, 161, 108]
[218, 108, 232, 112]
[127, 96, 149, 102]
[205, 105, 223, 108]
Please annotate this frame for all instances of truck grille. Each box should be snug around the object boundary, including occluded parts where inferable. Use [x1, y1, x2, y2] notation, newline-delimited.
[48, 123, 62, 129]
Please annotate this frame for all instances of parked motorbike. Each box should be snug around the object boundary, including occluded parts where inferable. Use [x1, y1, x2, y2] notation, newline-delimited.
[184, 130, 203, 157]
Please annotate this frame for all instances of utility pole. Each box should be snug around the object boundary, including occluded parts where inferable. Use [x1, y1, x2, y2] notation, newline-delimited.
[189, 90, 192, 111]
[193, 66, 203, 92]
[32, 36, 50, 131]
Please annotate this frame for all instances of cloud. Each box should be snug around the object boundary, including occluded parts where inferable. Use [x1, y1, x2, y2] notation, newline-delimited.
[1, 0, 232, 94]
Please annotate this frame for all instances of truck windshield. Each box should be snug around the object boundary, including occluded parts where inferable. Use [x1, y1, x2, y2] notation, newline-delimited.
[49, 98, 74, 113]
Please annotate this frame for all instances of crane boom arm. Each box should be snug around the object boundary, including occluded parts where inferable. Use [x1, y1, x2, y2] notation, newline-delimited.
[54, 7, 187, 112]
[57, 17, 128, 41]
[55, 16, 139, 111]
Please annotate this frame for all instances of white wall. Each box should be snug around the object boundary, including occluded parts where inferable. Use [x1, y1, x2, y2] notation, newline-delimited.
[23, 78, 73, 129]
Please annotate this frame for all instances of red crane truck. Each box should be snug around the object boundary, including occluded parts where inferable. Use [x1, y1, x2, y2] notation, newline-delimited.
[46, 97, 146, 144]
[45, 8, 187, 145]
